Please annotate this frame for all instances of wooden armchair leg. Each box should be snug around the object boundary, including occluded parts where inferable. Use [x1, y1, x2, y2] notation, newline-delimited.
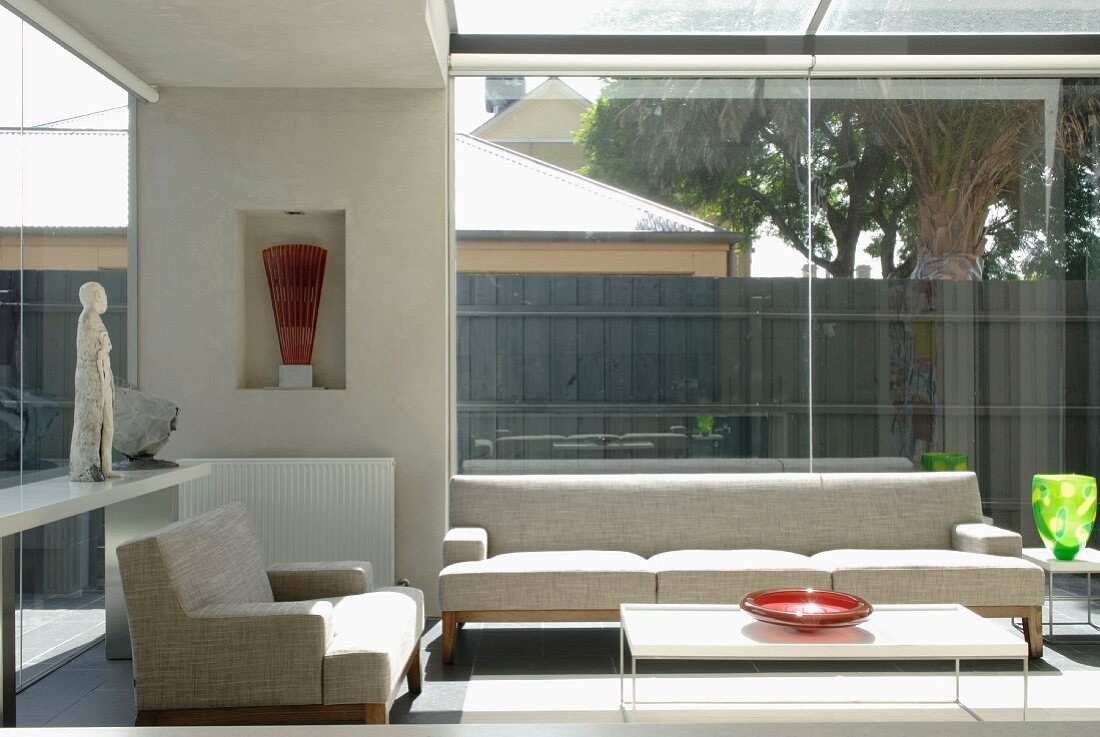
[442, 610, 457, 664]
[134, 711, 159, 726]
[406, 642, 422, 693]
[365, 703, 389, 725]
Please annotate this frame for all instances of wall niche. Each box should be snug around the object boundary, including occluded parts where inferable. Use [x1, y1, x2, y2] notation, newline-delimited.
[237, 209, 346, 390]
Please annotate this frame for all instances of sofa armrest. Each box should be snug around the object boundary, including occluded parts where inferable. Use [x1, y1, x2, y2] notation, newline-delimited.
[444, 527, 488, 565]
[952, 523, 1023, 556]
[266, 562, 373, 601]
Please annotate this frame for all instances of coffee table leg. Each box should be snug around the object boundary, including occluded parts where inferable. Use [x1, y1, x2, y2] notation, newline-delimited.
[955, 659, 960, 704]
[619, 625, 624, 708]
[1048, 570, 1055, 640]
[1022, 656, 1028, 721]
[631, 657, 637, 717]
[1089, 573, 1094, 629]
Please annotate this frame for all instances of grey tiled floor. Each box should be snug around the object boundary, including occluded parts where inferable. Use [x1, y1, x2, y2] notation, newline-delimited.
[16, 614, 1100, 727]
[17, 591, 105, 686]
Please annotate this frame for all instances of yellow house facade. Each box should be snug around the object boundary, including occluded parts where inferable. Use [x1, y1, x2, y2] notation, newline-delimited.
[472, 77, 591, 172]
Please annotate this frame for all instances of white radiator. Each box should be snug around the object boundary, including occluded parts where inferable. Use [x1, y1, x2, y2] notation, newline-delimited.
[179, 458, 395, 586]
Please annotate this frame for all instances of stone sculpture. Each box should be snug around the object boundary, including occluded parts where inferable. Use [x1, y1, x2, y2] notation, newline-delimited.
[113, 378, 179, 469]
[69, 282, 120, 482]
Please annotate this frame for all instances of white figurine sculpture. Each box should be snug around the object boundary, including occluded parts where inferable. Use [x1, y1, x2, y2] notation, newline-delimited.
[69, 282, 121, 482]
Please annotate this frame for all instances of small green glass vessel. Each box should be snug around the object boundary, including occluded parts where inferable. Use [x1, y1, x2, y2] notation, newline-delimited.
[921, 452, 969, 472]
[1032, 474, 1097, 561]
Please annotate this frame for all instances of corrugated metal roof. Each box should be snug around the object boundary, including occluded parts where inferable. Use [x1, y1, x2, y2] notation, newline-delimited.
[36, 106, 129, 131]
[455, 133, 724, 234]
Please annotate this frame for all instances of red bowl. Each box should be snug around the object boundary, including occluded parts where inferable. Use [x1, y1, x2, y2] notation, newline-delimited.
[740, 588, 873, 632]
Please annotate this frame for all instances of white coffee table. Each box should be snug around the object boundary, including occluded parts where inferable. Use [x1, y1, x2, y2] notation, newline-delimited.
[619, 603, 1028, 721]
[1021, 547, 1100, 642]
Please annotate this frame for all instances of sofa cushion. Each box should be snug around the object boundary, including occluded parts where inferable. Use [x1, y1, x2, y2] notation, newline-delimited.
[811, 549, 1044, 607]
[651, 549, 832, 604]
[439, 551, 655, 611]
[322, 590, 422, 705]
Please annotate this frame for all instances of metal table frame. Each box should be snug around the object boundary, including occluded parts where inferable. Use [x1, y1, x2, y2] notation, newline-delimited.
[618, 605, 1028, 723]
[1016, 548, 1100, 643]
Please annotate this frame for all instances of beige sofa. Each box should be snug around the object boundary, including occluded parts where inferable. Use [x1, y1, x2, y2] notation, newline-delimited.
[438, 472, 1044, 662]
[118, 503, 425, 725]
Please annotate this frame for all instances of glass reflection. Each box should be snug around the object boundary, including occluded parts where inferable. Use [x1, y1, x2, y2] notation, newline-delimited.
[2, 6, 129, 685]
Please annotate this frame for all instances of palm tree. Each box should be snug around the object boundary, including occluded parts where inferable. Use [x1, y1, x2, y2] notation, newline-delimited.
[868, 94, 1045, 280]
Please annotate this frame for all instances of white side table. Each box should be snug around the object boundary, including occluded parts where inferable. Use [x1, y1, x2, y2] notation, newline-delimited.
[1020, 547, 1100, 642]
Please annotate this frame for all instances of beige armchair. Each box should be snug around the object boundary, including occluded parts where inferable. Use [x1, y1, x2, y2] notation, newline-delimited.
[117, 502, 423, 726]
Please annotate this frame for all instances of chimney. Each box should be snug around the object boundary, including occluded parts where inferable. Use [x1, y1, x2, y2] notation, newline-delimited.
[485, 77, 526, 114]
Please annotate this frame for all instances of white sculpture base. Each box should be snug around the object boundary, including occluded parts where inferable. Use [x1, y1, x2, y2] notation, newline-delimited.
[278, 364, 313, 388]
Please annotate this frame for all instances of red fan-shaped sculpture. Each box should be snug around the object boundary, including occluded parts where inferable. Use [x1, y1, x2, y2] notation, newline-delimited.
[262, 244, 328, 365]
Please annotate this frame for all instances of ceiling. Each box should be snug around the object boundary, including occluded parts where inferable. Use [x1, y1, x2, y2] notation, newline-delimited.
[33, 0, 450, 88]
[453, 0, 1099, 35]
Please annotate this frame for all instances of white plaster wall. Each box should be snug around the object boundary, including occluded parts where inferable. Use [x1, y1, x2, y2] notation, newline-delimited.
[137, 87, 450, 611]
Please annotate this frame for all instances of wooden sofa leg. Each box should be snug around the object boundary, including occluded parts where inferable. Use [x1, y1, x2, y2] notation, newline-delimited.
[406, 641, 422, 693]
[1023, 606, 1044, 658]
[442, 611, 457, 664]
[365, 703, 389, 725]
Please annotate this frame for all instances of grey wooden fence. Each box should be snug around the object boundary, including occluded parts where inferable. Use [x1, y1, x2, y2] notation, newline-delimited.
[458, 273, 1098, 541]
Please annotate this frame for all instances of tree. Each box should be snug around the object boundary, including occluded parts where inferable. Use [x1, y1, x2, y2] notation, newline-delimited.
[577, 78, 916, 278]
[1019, 80, 1100, 280]
[867, 95, 1046, 280]
[579, 78, 1098, 282]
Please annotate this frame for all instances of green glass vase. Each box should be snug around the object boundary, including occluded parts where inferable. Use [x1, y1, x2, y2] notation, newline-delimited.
[1032, 474, 1097, 561]
[921, 452, 969, 472]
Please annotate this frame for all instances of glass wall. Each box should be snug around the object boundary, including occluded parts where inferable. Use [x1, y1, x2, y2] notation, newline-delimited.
[452, 72, 1100, 543]
[0, 7, 130, 686]
[454, 75, 811, 474]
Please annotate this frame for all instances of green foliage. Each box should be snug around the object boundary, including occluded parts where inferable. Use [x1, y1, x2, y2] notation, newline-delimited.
[1019, 161, 1100, 280]
[577, 79, 914, 277]
[576, 78, 1100, 281]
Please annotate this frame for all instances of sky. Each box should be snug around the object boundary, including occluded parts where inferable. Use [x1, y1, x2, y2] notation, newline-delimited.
[0, 7, 129, 228]
[0, 7, 127, 129]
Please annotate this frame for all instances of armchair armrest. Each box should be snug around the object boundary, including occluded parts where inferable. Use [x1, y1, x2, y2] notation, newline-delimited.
[174, 601, 334, 706]
[444, 527, 488, 565]
[952, 523, 1022, 556]
[266, 562, 373, 601]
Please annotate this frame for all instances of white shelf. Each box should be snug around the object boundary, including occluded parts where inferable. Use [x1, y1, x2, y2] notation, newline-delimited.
[0, 462, 211, 537]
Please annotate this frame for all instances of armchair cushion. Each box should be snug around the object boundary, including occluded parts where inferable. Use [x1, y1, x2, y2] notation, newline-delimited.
[322, 591, 421, 704]
[154, 502, 274, 610]
[374, 585, 426, 635]
[444, 527, 488, 565]
[267, 562, 373, 601]
[952, 523, 1023, 557]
